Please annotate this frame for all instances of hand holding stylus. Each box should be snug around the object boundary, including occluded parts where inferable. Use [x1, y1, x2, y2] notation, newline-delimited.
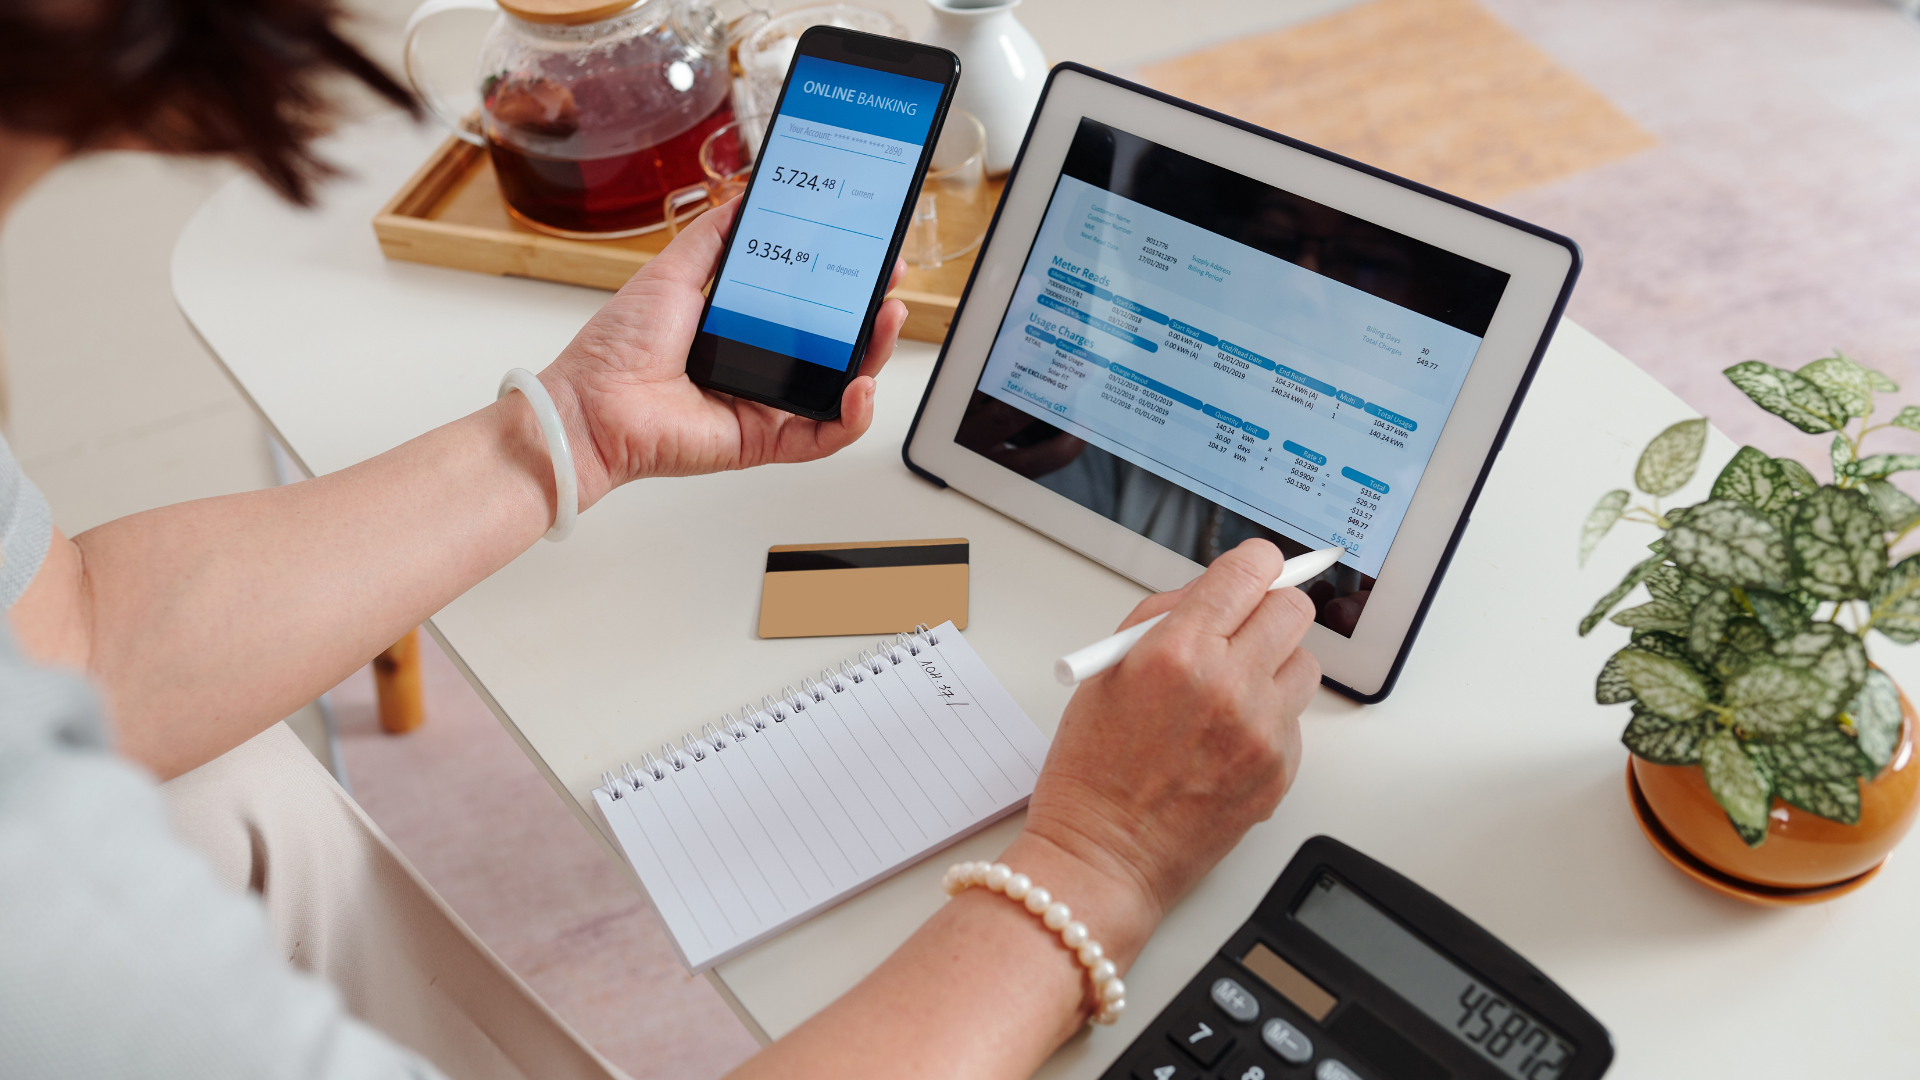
[1053, 545, 1346, 685]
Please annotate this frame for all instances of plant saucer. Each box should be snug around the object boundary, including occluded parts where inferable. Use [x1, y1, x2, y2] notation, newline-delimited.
[1626, 764, 1884, 906]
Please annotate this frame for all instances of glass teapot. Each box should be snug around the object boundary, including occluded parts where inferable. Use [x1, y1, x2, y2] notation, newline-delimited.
[405, 0, 762, 238]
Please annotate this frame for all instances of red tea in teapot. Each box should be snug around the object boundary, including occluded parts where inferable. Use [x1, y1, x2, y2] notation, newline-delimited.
[483, 56, 734, 237]
[407, 0, 741, 238]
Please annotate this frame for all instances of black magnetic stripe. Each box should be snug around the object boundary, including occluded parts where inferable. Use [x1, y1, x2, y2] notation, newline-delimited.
[766, 544, 969, 573]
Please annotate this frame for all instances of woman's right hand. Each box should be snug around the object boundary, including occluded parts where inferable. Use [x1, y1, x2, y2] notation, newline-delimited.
[718, 540, 1322, 1076]
[1017, 539, 1320, 956]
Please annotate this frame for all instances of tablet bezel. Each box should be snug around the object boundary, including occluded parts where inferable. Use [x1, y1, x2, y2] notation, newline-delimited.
[902, 64, 1579, 701]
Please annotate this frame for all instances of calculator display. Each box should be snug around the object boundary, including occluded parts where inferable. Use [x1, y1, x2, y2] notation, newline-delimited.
[1293, 873, 1575, 1080]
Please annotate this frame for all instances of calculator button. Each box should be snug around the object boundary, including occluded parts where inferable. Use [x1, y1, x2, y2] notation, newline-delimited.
[1129, 1055, 1200, 1080]
[1168, 1008, 1236, 1067]
[1260, 1018, 1313, 1064]
[1315, 1060, 1362, 1080]
[1216, 1047, 1283, 1080]
[1210, 977, 1261, 1023]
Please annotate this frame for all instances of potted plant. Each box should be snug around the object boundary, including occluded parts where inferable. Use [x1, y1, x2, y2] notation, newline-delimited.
[1580, 352, 1920, 899]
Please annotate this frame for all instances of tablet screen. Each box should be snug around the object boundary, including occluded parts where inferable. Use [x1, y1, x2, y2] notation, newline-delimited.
[956, 118, 1509, 637]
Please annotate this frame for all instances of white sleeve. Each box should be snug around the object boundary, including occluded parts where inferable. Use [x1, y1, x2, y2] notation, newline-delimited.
[0, 429, 52, 609]
[0, 633, 449, 1080]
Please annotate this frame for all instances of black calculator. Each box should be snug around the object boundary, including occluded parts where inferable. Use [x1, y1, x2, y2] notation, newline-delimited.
[1101, 837, 1612, 1080]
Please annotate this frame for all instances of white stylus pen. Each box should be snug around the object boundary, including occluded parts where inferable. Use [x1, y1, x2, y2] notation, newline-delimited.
[1053, 545, 1348, 686]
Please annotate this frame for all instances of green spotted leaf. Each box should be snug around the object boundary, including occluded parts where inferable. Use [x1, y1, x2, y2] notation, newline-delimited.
[1890, 405, 1920, 433]
[1615, 649, 1713, 722]
[1703, 731, 1774, 846]
[1687, 590, 1733, 661]
[1862, 361, 1899, 393]
[1771, 623, 1866, 724]
[1646, 564, 1713, 608]
[1711, 447, 1769, 502]
[1635, 418, 1709, 497]
[1722, 616, 1772, 659]
[1622, 707, 1708, 765]
[1849, 453, 1920, 480]
[1787, 487, 1886, 600]
[1749, 727, 1868, 824]
[1744, 589, 1810, 640]
[1626, 630, 1695, 665]
[1846, 668, 1903, 772]
[1711, 446, 1806, 513]
[1633, 630, 1726, 698]
[1725, 662, 1829, 738]
[1831, 434, 1856, 481]
[1596, 651, 1633, 705]
[1579, 489, 1630, 567]
[1613, 599, 1692, 631]
[1666, 499, 1792, 591]
[1775, 459, 1819, 500]
[1724, 361, 1841, 434]
[1798, 355, 1878, 420]
[1859, 478, 1920, 534]
[1868, 554, 1920, 644]
[1580, 554, 1664, 636]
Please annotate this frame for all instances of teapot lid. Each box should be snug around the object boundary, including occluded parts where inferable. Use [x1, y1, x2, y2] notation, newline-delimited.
[497, 0, 638, 25]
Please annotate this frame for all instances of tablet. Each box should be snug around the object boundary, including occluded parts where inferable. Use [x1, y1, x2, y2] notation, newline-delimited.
[903, 65, 1579, 701]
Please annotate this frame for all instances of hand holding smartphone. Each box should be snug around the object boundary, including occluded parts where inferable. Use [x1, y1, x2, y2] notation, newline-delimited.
[686, 28, 961, 420]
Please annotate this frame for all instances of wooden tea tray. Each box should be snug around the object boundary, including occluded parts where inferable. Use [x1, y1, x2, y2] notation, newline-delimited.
[373, 135, 1000, 344]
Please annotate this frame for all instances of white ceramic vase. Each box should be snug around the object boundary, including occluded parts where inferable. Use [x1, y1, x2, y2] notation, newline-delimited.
[921, 0, 1046, 174]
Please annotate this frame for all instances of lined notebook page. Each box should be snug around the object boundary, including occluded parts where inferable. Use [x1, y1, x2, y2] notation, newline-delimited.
[593, 622, 1050, 971]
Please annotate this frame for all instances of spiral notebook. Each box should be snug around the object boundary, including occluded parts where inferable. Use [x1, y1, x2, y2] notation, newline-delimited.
[593, 621, 1050, 971]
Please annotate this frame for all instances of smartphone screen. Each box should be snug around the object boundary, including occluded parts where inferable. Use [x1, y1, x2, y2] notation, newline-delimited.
[687, 29, 959, 419]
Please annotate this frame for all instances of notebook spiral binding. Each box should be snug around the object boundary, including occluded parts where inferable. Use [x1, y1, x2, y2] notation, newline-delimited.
[598, 623, 942, 801]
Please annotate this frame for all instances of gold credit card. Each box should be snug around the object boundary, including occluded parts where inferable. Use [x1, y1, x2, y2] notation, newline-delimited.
[757, 538, 969, 639]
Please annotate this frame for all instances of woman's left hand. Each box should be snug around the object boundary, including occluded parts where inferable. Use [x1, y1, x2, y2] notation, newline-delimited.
[538, 198, 908, 509]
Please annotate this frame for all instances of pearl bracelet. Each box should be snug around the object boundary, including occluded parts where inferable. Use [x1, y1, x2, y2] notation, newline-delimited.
[943, 860, 1126, 1025]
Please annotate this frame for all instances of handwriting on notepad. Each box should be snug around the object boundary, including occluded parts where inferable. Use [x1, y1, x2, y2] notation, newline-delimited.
[916, 659, 972, 706]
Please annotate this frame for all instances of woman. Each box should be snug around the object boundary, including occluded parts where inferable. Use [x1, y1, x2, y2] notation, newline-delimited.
[0, 1, 1321, 1078]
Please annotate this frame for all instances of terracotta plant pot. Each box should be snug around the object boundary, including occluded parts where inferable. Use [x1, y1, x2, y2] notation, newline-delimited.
[1631, 683, 1920, 898]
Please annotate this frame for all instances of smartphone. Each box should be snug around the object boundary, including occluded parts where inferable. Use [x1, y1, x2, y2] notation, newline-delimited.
[686, 27, 961, 420]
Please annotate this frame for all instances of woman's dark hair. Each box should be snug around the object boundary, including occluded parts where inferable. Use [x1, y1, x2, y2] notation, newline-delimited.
[0, 0, 419, 205]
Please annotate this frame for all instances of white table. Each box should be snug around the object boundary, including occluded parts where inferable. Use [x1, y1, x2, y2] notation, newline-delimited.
[175, 114, 1917, 1077]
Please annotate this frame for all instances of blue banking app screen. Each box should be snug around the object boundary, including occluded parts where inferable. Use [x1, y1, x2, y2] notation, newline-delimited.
[703, 55, 943, 372]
